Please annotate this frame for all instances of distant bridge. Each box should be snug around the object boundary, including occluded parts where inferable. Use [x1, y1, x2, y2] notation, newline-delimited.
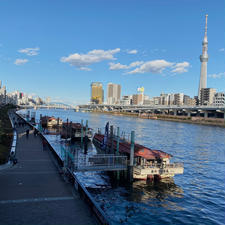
[78, 104, 225, 119]
[20, 102, 75, 110]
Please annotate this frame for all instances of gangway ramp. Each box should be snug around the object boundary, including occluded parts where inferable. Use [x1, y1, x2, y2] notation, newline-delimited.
[73, 154, 127, 172]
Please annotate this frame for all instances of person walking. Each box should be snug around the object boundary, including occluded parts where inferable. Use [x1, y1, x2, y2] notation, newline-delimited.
[26, 129, 29, 138]
[42, 138, 48, 151]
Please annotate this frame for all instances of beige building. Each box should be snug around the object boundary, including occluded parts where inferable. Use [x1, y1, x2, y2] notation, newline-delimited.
[183, 95, 196, 106]
[91, 82, 104, 104]
[107, 83, 121, 105]
[200, 88, 216, 105]
[174, 93, 184, 106]
[132, 94, 144, 105]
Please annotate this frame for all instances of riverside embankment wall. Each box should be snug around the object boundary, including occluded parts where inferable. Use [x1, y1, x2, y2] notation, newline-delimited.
[92, 111, 225, 128]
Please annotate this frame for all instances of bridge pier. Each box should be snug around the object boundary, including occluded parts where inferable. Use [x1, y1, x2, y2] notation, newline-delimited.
[173, 110, 177, 116]
[187, 111, 191, 117]
[204, 111, 208, 118]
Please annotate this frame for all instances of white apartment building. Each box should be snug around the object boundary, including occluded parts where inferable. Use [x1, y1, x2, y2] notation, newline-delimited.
[213, 92, 225, 106]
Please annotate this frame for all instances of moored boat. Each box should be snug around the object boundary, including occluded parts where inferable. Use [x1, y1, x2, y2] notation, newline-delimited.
[93, 131, 183, 180]
[61, 122, 93, 141]
[41, 116, 63, 128]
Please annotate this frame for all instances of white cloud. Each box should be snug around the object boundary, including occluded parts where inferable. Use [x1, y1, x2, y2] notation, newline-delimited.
[209, 72, 225, 79]
[14, 58, 28, 65]
[109, 62, 128, 70]
[127, 49, 138, 54]
[127, 60, 173, 74]
[109, 61, 144, 70]
[129, 61, 144, 68]
[171, 62, 190, 74]
[61, 48, 120, 70]
[18, 47, 40, 56]
[219, 48, 225, 52]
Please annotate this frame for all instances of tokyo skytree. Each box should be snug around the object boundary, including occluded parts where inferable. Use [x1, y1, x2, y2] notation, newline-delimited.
[198, 14, 208, 99]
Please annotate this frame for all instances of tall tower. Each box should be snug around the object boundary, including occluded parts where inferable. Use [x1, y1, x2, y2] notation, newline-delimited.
[198, 14, 208, 99]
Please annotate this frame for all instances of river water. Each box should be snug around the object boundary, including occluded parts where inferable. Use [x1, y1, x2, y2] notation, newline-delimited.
[24, 109, 225, 225]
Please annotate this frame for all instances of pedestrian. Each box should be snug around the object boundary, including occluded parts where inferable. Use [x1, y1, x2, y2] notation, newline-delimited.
[42, 138, 48, 151]
[10, 152, 18, 165]
[26, 129, 29, 137]
[34, 129, 38, 136]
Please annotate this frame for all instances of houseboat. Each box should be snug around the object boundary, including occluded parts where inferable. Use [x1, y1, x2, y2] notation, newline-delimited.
[41, 116, 63, 128]
[93, 132, 183, 180]
[61, 122, 93, 141]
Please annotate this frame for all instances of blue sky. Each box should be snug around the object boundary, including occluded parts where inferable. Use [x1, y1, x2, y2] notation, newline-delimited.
[0, 0, 224, 105]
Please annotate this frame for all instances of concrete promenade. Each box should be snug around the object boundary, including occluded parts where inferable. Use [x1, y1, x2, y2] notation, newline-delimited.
[0, 114, 97, 225]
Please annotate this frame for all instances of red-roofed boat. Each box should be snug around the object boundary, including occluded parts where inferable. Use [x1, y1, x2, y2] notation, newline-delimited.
[93, 133, 183, 180]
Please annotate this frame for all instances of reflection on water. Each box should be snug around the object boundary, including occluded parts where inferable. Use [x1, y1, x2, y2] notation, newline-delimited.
[129, 178, 183, 203]
[92, 179, 184, 224]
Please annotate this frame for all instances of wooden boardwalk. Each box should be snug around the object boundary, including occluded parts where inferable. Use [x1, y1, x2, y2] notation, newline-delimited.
[0, 114, 98, 225]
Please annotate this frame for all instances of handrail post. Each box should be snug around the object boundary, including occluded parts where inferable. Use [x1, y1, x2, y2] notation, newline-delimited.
[81, 119, 83, 147]
[110, 125, 114, 154]
[116, 127, 120, 180]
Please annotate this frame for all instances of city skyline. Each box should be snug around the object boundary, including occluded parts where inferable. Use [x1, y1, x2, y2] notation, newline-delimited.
[0, 0, 224, 105]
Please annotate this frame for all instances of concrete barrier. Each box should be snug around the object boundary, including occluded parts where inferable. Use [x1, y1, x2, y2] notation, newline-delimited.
[8, 113, 17, 162]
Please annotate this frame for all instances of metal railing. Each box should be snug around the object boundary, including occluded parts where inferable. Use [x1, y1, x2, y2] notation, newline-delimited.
[135, 162, 183, 169]
[74, 154, 127, 172]
[134, 163, 184, 175]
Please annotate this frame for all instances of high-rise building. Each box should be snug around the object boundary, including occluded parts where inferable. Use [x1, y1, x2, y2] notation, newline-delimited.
[91, 82, 104, 104]
[131, 87, 145, 105]
[132, 94, 144, 105]
[200, 88, 216, 105]
[107, 83, 121, 105]
[159, 93, 169, 105]
[198, 14, 209, 99]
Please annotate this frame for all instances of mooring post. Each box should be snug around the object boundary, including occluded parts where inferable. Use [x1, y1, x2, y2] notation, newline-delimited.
[110, 125, 114, 154]
[81, 119, 84, 147]
[116, 127, 120, 180]
[129, 130, 135, 183]
[86, 120, 88, 128]
[26, 110, 30, 121]
[116, 127, 120, 155]
[224, 109, 225, 122]
[84, 120, 88, 153]
[39, 114, 42, 131]
[70, 121, 72, 144]
[66, 118, 69, 138]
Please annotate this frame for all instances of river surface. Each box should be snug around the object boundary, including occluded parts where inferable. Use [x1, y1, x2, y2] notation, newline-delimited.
[22, 109, 225, 225]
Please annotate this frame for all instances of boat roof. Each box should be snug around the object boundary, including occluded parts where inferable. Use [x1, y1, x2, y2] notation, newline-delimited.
[94, 133, 172, 160]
